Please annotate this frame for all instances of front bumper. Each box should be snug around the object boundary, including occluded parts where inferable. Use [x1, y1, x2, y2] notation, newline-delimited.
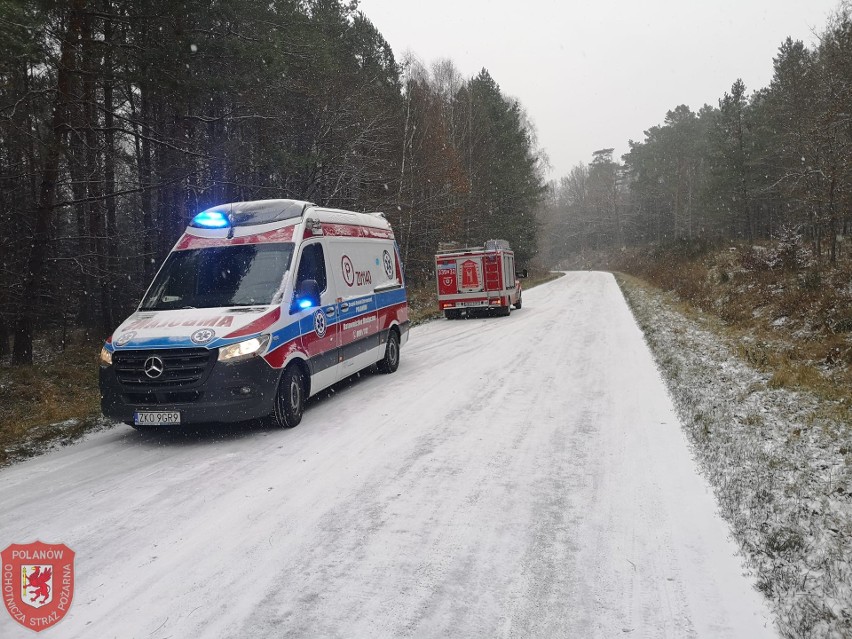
[99, 350, 281, 425]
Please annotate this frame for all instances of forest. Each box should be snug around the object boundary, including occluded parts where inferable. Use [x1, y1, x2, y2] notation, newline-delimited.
[3, 1, 851, 369]
[0, 0, 546, 365]
[540, 6, 852, 270]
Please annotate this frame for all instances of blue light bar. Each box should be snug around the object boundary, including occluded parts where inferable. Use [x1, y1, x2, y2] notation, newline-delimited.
[298, 299, 313, 309]
[192, 210, 230, 228]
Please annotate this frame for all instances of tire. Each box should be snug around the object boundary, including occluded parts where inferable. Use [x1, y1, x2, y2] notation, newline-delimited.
[515, 293, 522, 309]
[376, 329, 400, 374]
[444, 309, 460, 320]
[499, 299, 511, 316]
[272, 365, 306, 428]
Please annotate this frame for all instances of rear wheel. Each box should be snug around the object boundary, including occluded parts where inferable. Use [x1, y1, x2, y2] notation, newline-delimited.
[444, 309, 460, 320]
[273, 365, 306, 428]
[376, 330, 400, 374]
[515, 292, 522, 309]
[499, 299, 511, 316]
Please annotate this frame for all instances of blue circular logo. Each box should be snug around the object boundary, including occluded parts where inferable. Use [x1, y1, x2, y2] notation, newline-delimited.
[314, 310, 327, 338]
[191, 328, 216, 345]
[114, 331, 135, 347]
[382, 250, 394, 279]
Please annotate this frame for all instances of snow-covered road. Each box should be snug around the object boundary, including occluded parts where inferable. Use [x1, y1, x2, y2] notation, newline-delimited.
[0, 272, 777, 638]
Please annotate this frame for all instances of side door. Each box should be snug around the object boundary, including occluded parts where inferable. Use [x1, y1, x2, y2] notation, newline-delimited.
[503, 252, 518, 303]
[328, 238, 381, 374]
[292, 241, 339, 393]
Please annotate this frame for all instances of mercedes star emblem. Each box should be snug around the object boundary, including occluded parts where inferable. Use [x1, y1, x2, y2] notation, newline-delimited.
[143, 356, 165, 379]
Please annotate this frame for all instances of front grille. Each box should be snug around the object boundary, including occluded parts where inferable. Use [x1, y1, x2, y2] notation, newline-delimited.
[114, 348, 214, 389]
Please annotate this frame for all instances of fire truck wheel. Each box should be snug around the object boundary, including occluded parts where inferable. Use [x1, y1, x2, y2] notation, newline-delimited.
[444, 309, 460, 320]
[377, 330, 400, 374]
[499, 301, 511, 317]
[273, 365, 305, 428]
[515, 293, 522, 309]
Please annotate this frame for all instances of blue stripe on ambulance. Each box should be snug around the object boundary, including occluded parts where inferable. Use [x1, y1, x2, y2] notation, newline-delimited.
[108, 287, 403, 355]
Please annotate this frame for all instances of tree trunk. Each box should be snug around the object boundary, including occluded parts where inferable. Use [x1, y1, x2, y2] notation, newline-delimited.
[102, 18, 117, 332]
[12, 0, 84, 365]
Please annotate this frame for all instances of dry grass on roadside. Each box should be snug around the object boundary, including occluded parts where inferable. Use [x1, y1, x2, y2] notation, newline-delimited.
[0, 341, 105, 467]
[617, 273, 852, 638]
[406, 285, 444, 325]
[567, 238, 852, 411]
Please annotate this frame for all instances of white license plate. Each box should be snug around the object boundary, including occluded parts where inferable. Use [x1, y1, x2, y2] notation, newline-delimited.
[134, 411, 181, 426]
[461, 301, 487, 307]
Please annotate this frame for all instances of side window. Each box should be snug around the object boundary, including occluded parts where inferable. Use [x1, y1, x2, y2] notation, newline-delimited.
[295, 243, 327, 293]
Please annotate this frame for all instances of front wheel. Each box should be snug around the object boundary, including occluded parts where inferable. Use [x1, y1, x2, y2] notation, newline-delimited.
[376, 330, 400, 374]
[273, 365, 306, 428]
[514, 293, 522, 309]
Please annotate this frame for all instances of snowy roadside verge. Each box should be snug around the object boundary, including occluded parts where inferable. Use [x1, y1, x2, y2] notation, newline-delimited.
[616, 274, 852, 639]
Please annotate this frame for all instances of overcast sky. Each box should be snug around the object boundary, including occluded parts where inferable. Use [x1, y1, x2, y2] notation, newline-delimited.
[356, 0, 842, 181]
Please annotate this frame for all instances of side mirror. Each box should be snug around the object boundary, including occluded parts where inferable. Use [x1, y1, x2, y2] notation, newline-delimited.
[516, 269, 528, 279]
[293, 279, 321, 311]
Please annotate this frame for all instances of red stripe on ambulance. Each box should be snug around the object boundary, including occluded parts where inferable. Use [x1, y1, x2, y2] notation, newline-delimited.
[224, 307, 281, 339]
[175, 226, 295, 251]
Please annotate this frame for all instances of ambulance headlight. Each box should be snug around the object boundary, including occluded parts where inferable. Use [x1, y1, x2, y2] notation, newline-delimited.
[99, 346, 113, 367]
[218, 335, 271, 363]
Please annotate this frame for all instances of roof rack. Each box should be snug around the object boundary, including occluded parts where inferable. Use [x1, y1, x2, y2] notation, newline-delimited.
[436, 239, 513, 254]
[484, 239, 512, 251]
[436, 246, 483, 254]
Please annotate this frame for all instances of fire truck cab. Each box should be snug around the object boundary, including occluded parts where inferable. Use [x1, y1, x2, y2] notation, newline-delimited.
[435, 240, 523, 319]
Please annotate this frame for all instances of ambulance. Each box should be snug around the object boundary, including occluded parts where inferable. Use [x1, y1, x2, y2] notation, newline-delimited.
[99, 199, 409, 429]
[435, 240, 524, 319]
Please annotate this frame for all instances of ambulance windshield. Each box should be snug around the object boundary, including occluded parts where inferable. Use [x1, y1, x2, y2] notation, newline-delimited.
[140, 243, 294, 310]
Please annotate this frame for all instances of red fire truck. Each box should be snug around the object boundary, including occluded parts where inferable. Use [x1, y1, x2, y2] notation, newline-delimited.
[435, 240, 524, 319]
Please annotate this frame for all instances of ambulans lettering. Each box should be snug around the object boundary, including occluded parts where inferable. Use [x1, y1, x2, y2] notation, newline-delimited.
[124, 316, 234, 330]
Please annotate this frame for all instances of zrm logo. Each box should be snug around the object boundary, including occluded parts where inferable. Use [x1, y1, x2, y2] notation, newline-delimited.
[2, 541, 75, 632]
